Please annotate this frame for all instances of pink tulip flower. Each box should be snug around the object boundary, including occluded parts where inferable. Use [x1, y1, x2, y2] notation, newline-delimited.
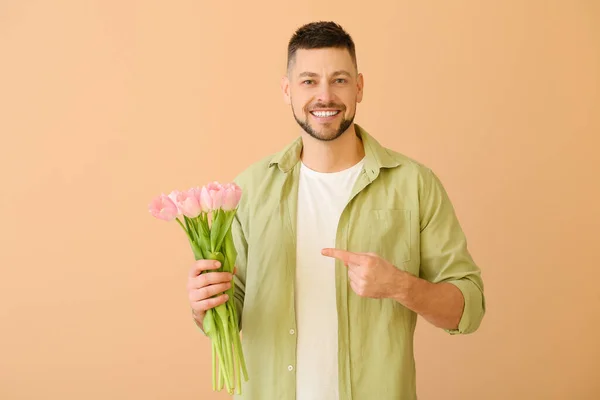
[148, 194, 179, 221]
[200, 181, 224, 212]
[221, 182, 242, 211]
[168, 189, 202, 218]
[167, 191, 183, 215]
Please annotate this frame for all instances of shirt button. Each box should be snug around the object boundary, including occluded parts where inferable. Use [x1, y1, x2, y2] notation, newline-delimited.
[289, 329, 295, 335]
[288, 365, 294, 371]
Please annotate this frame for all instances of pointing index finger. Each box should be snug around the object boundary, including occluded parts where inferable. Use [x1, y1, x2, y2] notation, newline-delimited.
[321, 248, 363, 265]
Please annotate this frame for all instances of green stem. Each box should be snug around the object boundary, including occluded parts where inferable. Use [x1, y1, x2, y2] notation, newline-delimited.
[212, 339, 216, 391]
[211, 330, 229, 392]
[229, 302, 242, 394]
[218, 341, 223, 391]
[175, 217, 189, 237]
[183, 216, 191, 238]
[203, 308, 215, 336]
[214, 312, 232, 392]
[176, 217, 206, 260]
[184, 215, 198, 242]
[232, 308, 248, 382]
[223, 221, 248, 388]
[215, 304, 234, 393]
[223, 242, 247, 384]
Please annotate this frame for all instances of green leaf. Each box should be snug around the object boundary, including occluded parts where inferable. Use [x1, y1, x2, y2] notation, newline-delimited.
[203, 308, 215, 336]
[211, 210, 237, 253]
[190, 239, 204, 260]
[224, 228, 237, 274]
[184, 216, 192, 238]
[195, 213, 211, 252]
[210, 210, 223, 252]
[191, 216, 201, 242]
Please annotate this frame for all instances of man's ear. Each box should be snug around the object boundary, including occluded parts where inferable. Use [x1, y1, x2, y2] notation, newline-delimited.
[356, 72, 364, 103]
[281, 75, 291, 105]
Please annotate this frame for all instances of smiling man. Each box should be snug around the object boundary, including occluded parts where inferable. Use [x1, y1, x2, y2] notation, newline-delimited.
[187, 21, 485, 400]
[286, 53, 360, 142]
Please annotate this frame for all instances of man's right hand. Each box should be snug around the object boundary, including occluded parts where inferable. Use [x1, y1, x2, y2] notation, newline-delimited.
[187, 260, 233, 330]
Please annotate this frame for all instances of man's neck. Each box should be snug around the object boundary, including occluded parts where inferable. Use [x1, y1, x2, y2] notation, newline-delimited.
[299, 124, 366, 173]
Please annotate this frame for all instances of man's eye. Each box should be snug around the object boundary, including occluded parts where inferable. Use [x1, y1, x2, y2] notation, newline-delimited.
[335, 78, 347, 84]
[302, 80, 314, 85]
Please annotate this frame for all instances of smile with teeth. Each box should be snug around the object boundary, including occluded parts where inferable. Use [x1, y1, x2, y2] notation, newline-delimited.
[310, 110, 340, 117]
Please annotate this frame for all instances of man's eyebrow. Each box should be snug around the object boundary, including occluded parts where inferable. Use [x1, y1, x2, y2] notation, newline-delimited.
[298, 71, 319, 78]
[297, 70, 353, 79]
[331, 70, 352, 77]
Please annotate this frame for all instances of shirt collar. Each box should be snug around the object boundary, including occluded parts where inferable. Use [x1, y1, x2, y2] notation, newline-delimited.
[268, 123, 401, 180]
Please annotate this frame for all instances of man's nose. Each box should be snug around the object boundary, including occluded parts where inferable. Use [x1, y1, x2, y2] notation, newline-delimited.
[316, 82, 334, 104]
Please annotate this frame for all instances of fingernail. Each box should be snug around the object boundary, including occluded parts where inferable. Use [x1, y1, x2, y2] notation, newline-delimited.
[215, 261, 221, 267]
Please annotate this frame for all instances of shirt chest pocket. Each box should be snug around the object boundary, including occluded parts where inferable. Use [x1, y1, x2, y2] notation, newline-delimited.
[350, 209, 412, 266]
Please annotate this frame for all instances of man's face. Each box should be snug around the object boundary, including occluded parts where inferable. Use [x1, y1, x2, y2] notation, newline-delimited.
[282, 47, 364, 141]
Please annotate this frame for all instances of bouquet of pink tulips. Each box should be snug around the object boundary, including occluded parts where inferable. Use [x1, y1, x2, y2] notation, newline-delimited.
[148, 181, 248, 394]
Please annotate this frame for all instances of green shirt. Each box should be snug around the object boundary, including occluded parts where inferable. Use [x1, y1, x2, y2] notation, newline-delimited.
[229, 124, 485, 399]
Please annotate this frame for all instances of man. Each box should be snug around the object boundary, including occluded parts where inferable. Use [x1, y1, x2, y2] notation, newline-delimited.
[187, 21, 485, 399]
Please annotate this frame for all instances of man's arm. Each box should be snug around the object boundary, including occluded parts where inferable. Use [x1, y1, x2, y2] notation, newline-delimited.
[416, 167, 485, 334]
[322, 168, 485, 335]
[320, 248, 470, 332]
[390, 272, 464, 331]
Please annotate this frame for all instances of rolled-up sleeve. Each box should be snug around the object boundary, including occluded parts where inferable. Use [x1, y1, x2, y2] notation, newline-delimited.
[418, 168, 486, 335]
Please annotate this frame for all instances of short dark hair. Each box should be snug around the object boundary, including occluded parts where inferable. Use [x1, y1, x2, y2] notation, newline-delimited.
[287, 21, 357, 72]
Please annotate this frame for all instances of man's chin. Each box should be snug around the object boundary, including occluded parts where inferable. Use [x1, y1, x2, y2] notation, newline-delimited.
[306, 126, 344, 142]
[311, 125, 338, 138]
[293, 112, 354, 142]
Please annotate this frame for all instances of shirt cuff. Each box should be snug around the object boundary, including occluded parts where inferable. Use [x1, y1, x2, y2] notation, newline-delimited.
[444, 278, 485, 335]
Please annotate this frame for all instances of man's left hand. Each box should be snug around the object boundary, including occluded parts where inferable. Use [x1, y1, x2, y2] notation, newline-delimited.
[321, 248, 410, 300]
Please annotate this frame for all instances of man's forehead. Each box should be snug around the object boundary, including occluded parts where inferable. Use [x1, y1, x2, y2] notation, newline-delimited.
[293, 47, 353, 62]
[291, 48, 355, 74]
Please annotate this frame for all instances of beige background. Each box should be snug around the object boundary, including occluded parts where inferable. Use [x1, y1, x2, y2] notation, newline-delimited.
[1, 1, 599, 399]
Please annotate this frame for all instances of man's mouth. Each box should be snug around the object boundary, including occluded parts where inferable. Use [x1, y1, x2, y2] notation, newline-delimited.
[310, 110, 341, 118]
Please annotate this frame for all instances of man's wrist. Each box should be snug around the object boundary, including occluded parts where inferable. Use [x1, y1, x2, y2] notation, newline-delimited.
[390, 269, 416, 305]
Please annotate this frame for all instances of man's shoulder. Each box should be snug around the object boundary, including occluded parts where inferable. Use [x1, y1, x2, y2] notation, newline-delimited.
[231, 150, 287, 209]
[375, 141, 454, 203]
[380, 145, 434, 178]
[369, 138, 448, 198]
[231, 151, 285, 222]
[232, 152, 278, 187]
[358, 124, 433, 178]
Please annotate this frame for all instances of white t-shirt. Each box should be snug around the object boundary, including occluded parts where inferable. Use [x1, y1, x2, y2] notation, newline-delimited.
[295, 157, 365, 400]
